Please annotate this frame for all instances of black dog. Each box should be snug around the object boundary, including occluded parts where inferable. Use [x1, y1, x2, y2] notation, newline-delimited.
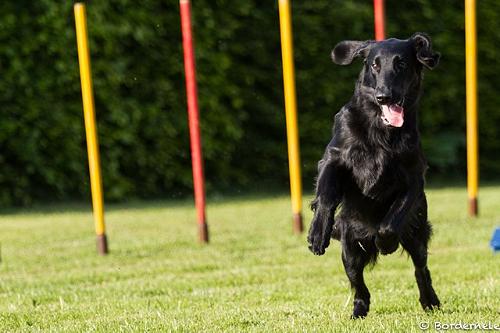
[307, 33, 441, 318]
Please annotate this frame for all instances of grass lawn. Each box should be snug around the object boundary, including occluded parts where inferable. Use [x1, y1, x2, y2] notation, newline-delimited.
[0, 186, 499, 332]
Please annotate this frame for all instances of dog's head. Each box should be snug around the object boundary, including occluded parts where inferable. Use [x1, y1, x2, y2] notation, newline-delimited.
[331, 33, 440, 127]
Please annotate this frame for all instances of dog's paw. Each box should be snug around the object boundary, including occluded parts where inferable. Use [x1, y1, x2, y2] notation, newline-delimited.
[375, 226, 399, 255]
[307, 223, 332, 256]
[378, 224, 396, 238]
[420, 293, 441, 311]
[351, 299, 369, 319]
[307, 232, 330, 256]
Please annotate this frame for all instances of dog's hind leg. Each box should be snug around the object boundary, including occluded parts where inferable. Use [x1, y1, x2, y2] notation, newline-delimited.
[401, 200, 440, 311]
[341, 235, 377, 318]
[403, 237, 440, 311]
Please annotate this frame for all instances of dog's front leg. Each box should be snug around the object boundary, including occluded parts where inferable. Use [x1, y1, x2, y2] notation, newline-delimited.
[376, 181, 422, 254]
[308, 157, 342, 256]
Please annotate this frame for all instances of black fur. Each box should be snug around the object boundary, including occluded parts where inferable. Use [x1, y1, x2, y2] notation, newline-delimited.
[307, 33, 441, 318]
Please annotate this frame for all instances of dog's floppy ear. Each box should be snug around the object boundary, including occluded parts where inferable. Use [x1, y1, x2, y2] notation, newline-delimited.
[331, 40, 374, 65]
[411, 32, 440, 70]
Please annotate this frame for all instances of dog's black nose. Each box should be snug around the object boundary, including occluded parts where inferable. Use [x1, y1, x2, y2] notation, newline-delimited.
[376, 94, 392, 105]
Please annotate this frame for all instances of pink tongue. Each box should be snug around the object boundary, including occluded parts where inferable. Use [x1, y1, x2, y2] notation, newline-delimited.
[381, 104, 404, 127]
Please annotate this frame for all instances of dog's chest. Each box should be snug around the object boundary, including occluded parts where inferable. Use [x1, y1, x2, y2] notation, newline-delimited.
[343, 145, 401, 199]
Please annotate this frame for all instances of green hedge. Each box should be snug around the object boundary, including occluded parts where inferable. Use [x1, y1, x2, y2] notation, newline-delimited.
[0, 0, 498, 206]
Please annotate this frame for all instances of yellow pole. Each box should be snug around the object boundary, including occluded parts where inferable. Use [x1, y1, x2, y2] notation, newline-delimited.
[278, 0, 303, 233]
[465, 0, 479, 217]
[74, 3, 109, 253]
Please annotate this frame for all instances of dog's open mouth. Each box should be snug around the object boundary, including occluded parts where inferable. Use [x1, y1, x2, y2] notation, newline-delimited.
[380, 104, 404, 127]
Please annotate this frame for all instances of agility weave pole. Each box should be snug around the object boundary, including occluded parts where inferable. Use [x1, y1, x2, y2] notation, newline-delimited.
[278, 0, 303, 234]
[465, 0, 479, 217]
[74, 3, 108, 255]
[179, 0, 209, 242]
[373, 0, 385, 41]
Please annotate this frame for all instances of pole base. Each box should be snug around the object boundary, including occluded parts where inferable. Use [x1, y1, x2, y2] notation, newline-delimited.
[198, 223, 209, 243]
[469, 197, 478, 217]
[293, 213, 303, 234]
[96, 234, 109, 255]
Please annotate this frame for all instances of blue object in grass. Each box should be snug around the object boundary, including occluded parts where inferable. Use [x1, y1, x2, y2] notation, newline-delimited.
[491, 227, 500, 252]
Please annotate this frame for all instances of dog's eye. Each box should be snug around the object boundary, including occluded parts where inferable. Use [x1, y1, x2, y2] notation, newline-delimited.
[397, 61, 407, 71]
[371, 62, 380, 72]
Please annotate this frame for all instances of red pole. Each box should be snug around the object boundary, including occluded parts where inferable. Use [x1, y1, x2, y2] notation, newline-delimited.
[374, 0, 386, 41]
[179, 0, 209, 243]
